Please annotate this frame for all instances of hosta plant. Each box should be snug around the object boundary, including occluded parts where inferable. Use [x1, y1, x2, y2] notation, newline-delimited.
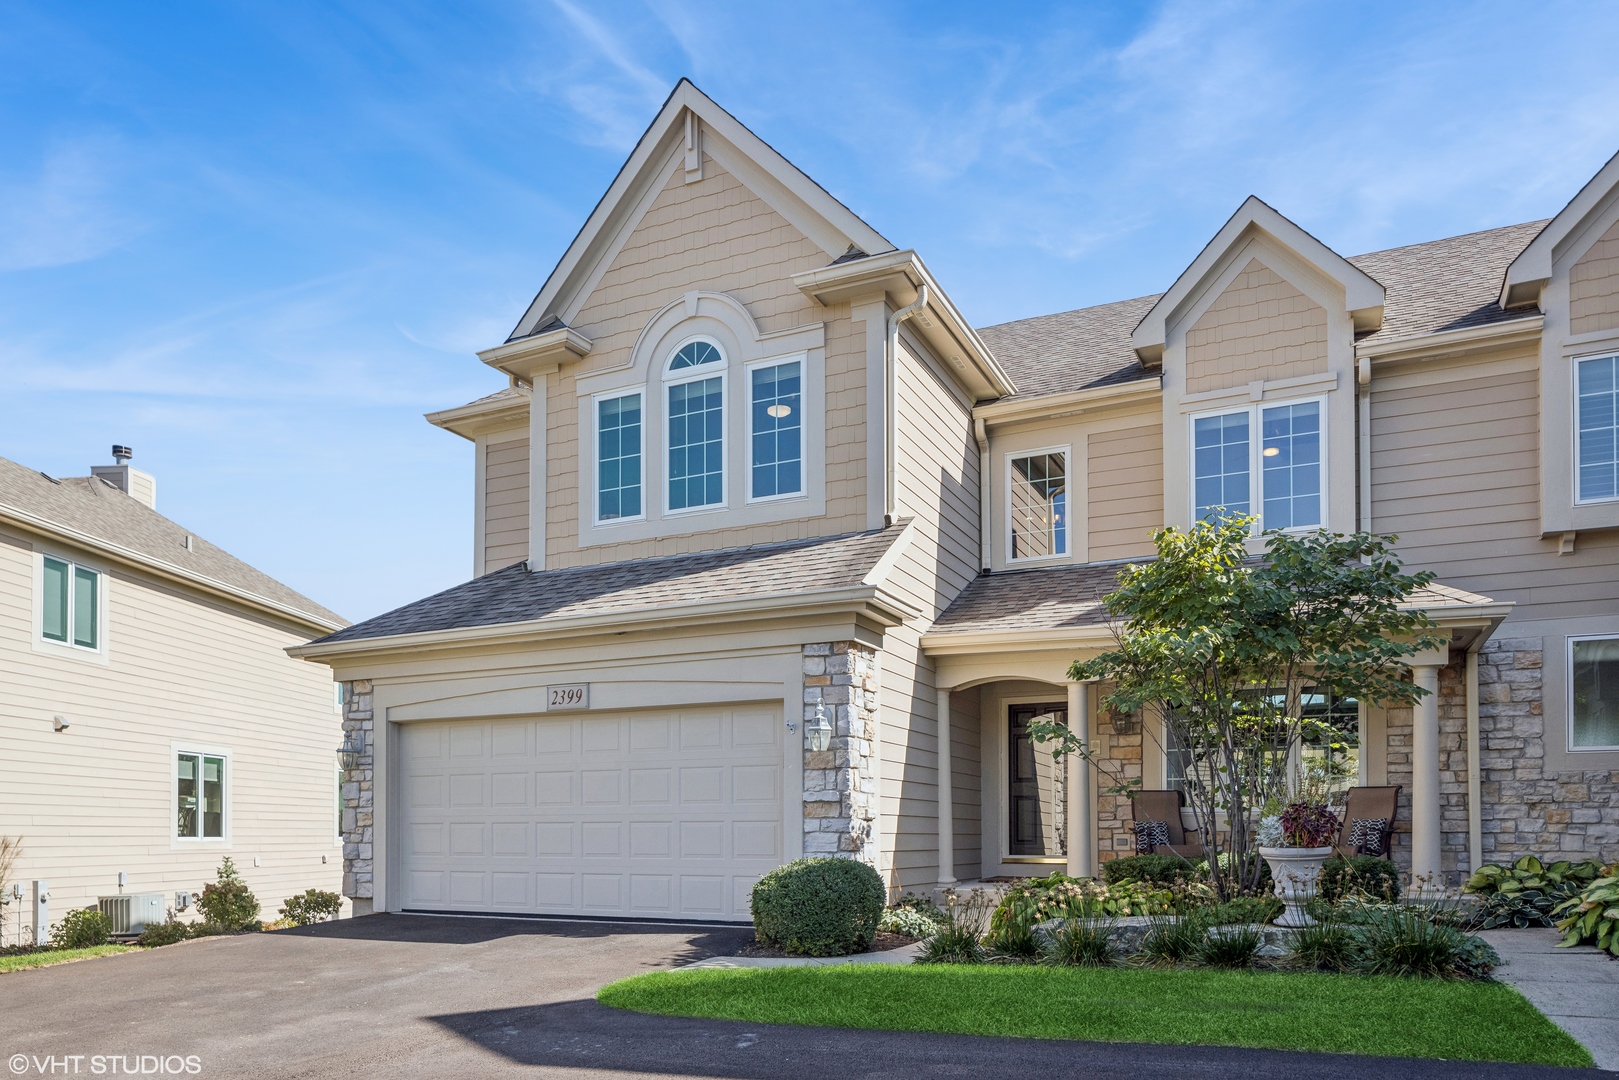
[1553, 864, 1619, 957]
[1466, 856, 1605, 930]
[988, 873, 1172, 936]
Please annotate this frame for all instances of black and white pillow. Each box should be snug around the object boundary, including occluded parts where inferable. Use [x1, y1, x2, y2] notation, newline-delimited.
[1134, 820, 1170, 854]
[1349, 817, 1389, 857]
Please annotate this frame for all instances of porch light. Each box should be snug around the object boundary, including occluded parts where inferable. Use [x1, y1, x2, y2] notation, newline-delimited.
[337, 730, 365, 771]
[1262, 446, 1281, 457]
[1110, 709, 1139, 736]
[806, 702, 833, 752]
[766, 404, 792, 419]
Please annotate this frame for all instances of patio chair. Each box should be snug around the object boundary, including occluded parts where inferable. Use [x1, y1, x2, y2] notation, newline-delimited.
[1334, 785, 1401, 860]
[1128, 789, 1205, 858]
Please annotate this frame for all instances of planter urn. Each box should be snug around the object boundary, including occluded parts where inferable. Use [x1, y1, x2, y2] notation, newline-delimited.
[1258, 846, 1334, 928]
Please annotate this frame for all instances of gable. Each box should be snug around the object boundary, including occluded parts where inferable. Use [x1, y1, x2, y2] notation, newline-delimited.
[1571, 217, 1619, 335]
[1184, 259, 1327, 393]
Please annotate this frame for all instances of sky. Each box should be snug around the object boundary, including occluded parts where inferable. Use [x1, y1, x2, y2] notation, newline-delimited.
[3, 1, 1619, 623]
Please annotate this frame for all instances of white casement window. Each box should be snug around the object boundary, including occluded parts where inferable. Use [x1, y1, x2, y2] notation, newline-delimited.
[747, 357, 803, 501]
[176, 751, 228, 840]
[595, 391, 644, 523]
[41, 555, 101, 650]
[1576, 354, 1618, 504]
[1192, 397, 1323, 530]
[1008, 449, 1069, 560]
[665, 339, 726, 512]
[1570, 635, 1619, 751]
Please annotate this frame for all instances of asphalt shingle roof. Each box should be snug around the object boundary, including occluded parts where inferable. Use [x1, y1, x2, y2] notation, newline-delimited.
[312, 524, 907, 646]
[0, 455, 344, 629]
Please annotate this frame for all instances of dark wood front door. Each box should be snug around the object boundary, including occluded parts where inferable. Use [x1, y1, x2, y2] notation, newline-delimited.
[1008, 702, 1066, 857]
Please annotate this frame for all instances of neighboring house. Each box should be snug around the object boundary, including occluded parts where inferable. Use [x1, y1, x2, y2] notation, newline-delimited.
[0, 449, 347, 933]
[292, 80, 1619, 922]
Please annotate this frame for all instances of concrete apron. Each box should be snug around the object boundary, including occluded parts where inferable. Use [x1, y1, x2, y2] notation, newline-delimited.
[1479, 927, 1619, 1072]
[685, 943, 921, 969]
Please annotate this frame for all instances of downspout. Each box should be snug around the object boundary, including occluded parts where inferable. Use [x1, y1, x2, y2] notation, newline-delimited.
[1358, 356, 1372, 533]
[1466, 647, 1483, 874]
[974, 417, 991, 572]
[885, 283, 929, 527]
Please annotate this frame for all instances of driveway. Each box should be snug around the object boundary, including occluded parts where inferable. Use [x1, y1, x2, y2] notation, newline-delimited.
[0, 914, 1602, 1079]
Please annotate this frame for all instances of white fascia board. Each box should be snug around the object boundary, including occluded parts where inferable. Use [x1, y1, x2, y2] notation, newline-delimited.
[1133, 196, 1386, 362]
[1501, 148, 1619, 309]
[425, 389, 532, 442]
[477, 326, 592, 382]
[1354, 316, 1543, 364]
[974, 377, 1162, 427]
[920, 626, 1116, 656]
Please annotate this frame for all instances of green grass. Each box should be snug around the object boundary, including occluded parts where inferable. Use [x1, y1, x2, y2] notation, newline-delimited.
[598, 965, 1591, 1067]
[0, 945, 137, 973]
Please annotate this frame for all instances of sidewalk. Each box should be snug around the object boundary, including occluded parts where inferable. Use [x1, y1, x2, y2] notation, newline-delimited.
[1480, 927, 1619, 1072]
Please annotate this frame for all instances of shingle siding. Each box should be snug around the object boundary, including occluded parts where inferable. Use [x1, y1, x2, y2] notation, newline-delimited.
[1183, 259, 1328, 394]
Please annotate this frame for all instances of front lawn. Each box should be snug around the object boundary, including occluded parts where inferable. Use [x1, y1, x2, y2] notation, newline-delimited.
[599, 964, 1591, 1067]
[0, 945, 137, 973]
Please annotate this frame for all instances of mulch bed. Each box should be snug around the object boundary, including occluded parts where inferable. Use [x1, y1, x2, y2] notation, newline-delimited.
[732, 931, 919, 958]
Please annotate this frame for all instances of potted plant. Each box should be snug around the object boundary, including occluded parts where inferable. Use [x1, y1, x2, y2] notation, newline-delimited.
[1258, 801, 1340, 927]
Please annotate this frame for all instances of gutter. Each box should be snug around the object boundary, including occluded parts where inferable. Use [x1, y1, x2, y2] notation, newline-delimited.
[1353, 315, 1542, 363]
[885, 284, 929, 525]
[973, 417, 991, 573]
[973, 376, 1162, 427]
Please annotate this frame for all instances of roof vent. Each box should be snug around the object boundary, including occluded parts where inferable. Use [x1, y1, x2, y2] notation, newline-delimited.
[112, 445, 133, 465]
[90, 445, 158, 511]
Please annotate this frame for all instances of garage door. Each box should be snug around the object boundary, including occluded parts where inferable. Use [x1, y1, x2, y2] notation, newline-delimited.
[398, 706, 783, 921]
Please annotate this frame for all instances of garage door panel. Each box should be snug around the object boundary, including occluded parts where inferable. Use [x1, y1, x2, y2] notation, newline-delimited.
[409, 871, 444, 904]
[732, 766, 778, 803]
[679, 767, 723, 803]
[450, 726, 484, 758]
[492, 822, 527, 856]
[409, 774, 444, 808]
[535, 771, 574, 804]
[535, 721, 573, 754]
[492, 872, 528, 906]
[582, 719, 621, 753]
[681, 876, 725, 913]
[629, 821, 672, 857]
[409, 823, 444, 856]
[581, 770, 621, 805]
[680, 821, 724, 857]
[536, 873, 573, 906]
[534, 822, 574, 855]
[491, 721, 529, 757]
[732, 710, 778, 748]
[582, 821, 622, 856]
[630, 875, 672, 911]
[449, 774, 485, 807]
[492, 772, 528, 806]
[582, 874, 621, 909]
[679, 714, 722, 750]
[630, 715, 671, 751]
[629, 769, 671, 804]
[449, 822, 484, 856]
[449, 872, 485, 904]
[734, 821, 778, 859]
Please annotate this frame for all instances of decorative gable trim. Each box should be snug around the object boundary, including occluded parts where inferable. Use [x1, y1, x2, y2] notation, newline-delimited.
[1502, 148, 1619, 309]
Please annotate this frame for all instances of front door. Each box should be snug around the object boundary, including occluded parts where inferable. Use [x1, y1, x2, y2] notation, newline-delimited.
[1008, 702, 1067, 858]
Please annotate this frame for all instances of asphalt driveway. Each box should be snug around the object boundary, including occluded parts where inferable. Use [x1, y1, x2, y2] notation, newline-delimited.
[0, 914, 1603, 1079]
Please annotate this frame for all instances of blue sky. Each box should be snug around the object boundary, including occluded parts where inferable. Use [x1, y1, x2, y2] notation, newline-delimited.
[3, 1, 1618, 623]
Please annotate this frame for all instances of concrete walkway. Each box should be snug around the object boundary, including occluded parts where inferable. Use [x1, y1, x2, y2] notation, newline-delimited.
[1481, 927, 1619, 1072]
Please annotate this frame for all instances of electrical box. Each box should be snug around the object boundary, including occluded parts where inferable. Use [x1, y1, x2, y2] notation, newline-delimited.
[32, 881, 49, 947]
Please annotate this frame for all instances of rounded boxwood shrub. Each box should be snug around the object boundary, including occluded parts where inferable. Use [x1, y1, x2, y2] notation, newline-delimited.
[751, 857, 885, 957]
[1319, 855, 1400, 904]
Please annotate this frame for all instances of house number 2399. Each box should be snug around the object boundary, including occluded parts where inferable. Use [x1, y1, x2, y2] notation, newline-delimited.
[547, 684, 589, 709]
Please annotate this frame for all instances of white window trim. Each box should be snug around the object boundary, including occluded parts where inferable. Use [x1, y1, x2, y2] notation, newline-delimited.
[663, 367, 728, 516]
[744, 353, 808, 505]
[1572, 352, 1619, 507]
[1188, 393, 1329, 533]
[591, 388, 648, 527]
[1005, 444, 1073, 564]
[170, 743, 233, 847]
[1568, 633, 1619, 753]
[31, 549, 110, 662]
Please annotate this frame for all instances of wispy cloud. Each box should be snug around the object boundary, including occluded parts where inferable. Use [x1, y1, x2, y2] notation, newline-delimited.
[521, 0, 673, 149]
[0, 138, 147, 271]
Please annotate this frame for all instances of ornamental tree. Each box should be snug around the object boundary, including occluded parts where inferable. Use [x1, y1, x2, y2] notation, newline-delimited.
[1032, 514, 1445, 898]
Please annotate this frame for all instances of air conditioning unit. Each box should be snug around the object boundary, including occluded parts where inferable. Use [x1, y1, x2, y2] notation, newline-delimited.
[98, 893, 167, 935]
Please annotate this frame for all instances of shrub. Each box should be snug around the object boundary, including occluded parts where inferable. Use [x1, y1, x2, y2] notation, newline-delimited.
[137, 921, 192, 947]
[989, 873, 1171, 936]
[1139, 909, 1205, 965]
[280, 889, 343, 926]
[1319, 856, 1400, 904]
[1289, 917, 1361, 972]
[50, 906, 111, 949]
[196, 857, 261, 932]
[984, 920, 1040, 962]
[878, 906, 939, 939]
[1468, 856, 1604, 930]
[1205, 895, 1283, 925]
[915, 898, 987, 965]
[1359, 906, 1495, 979]
[1041, 918, 1118, 967]
[1279, 802, 1340, 847]
[189, 922, 228, 938]
[750, 857, 884, 957]
[1197, 923, 1262, 968]
[1553, 864, 1619, 956]
[1102, 854, 1204, 889]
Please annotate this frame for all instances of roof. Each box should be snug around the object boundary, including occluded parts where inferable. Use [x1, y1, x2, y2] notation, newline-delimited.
[309, 524, 908, 646]
[929, 561, 1500, 638]
[974, 219, 1549, 402]
[0, 455, 344, 631]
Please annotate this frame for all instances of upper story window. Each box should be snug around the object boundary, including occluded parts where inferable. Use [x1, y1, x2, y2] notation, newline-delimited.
[596, 392, 644, 522]
[749, 359, 802, 500]
[1009, 450, 1068, 560]
[1577, 354, 1618, 504]
[42, 555, 100, 650]
[1192, 398, 1322, 530]
[666, 339, 726, 511]
[176, 750, 226, 840]
[1571, 636, 1619, 751]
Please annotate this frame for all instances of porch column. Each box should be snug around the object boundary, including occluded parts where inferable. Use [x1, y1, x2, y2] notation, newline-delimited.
[935, 686, 955, 886]
[1410, 662, 1443, 889]
[1066, 680, 1095, 879]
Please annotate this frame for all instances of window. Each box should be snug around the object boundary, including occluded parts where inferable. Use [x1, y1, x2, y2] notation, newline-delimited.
[668, 339, 722, 370]
[1577, 355, 1618, 503]
[41, 555, 99, 649]
[1009, 451, 1068, 559]
[596, 392, 643, 522]
[749, 359, 802, 499]
[1571, 636, 1619, 750]
[666, 341, 726, 511]
[1167, 684, 1358, 796]
[1192, 398, 1322, 530]
[176, 752, 225, 839]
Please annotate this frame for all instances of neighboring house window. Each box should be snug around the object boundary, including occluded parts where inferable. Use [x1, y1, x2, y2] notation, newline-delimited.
[1009, 451, 1068, 559]
[597, 392, 644, 521]
[1192, 399, 1322, 529]
[1576, 355, 1618, 503]
[749, 359, 802, 499]
[41, 555, 100, 649]
[176, 752, 226, 839]
[1571, 636, 1619, 750]
[666, 340, 725, 511]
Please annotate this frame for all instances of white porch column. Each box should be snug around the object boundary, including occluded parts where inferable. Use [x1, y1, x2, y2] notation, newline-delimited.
[1066, 681, 1095, 879]
[935, 686, 955, 886]
[1410, 662, 1443, 888]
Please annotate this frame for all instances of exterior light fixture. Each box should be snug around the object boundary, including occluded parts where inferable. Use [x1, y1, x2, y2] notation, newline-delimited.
[766, 404, 792, 419]
[806, 702, 833, 752]
[337, 730, 365, 771]
[1110, 709, 1139, 736]
[1262, 446, 1281, 457]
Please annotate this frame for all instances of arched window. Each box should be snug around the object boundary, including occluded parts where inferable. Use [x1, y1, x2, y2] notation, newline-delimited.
[665, 339, 726, 510]
[668, 340, 723, 371]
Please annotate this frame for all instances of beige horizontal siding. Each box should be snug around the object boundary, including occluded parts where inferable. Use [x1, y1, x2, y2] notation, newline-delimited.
[484, 436, 529, 572]
[1571, 217, 1619, 336]
[1088, 422, 1163, 561]
[1185, 259, 1328, 394]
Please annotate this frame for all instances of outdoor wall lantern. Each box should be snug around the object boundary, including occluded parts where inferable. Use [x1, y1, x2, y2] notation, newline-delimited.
[806, 702, 833, 753]
[1109, 709, 1140, 736]
[336, 731, 365, 771]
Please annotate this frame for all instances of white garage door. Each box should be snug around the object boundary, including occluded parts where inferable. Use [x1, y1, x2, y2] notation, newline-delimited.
[398, 706, 783, 922]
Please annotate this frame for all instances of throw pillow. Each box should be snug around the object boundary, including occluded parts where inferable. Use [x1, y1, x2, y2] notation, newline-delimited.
[1348, 816, 1389, 857]
[1134, 820, 1170, 854]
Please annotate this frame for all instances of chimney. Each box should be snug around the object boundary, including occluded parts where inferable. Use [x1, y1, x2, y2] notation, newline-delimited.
[90, 444, 158, 510]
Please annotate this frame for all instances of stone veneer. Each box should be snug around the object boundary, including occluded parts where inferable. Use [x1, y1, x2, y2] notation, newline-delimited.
[801, 642, 881, 866]
[339, 679, 375, 911]
[1097, 721, 1143, 861]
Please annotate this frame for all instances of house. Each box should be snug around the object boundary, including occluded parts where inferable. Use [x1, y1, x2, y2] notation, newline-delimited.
[291, 81, 1619, 921]
[0, 448, 347, 934]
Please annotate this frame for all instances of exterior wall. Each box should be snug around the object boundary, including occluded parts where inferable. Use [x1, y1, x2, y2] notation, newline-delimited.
[802, 642, 880, 866]
[1093, 710, 1144, 862]
[338, 679, 375, 904]
[1571, 217, 1619, 335]
[0, 526, 342, 930]
[1183, 259, 1328, 394]
[482, 432, 529, 574]
[1087, 420, 1164, 562]
[945, 687, 982, 882]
